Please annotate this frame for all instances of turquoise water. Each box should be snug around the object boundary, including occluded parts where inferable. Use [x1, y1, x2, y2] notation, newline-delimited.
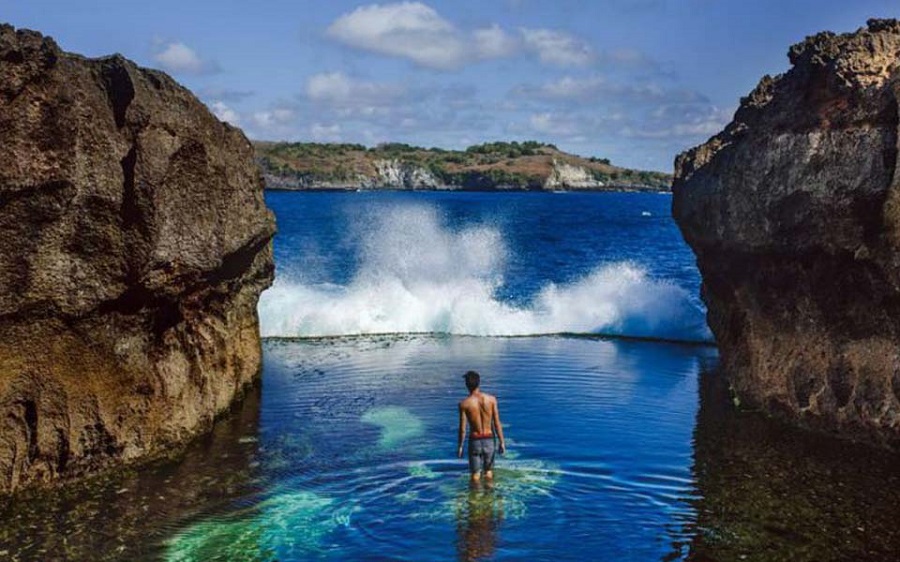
[161, 335, 714, 561]
[3, 192, 900, 561]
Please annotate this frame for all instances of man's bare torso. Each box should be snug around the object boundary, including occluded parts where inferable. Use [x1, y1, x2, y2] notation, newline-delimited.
[459, 391, 497, 436]
[457, 383, 506, 480]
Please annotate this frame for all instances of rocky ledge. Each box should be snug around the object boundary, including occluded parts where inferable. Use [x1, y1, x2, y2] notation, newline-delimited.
[673, 19, 900, 445]
[0, 24, 275, 492]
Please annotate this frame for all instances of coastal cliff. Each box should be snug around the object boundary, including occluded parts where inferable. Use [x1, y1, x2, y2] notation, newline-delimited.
[256, 141, 671, 191]
[0, 25, 275, 492]
[673, 19, 900, 444]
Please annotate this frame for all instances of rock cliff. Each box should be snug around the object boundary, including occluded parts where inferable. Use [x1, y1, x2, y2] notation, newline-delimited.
[544, 159, 605, 190]
[673, 19, 900, 444]
[0, 24, 275, 492]
[368, 159, 441, 189]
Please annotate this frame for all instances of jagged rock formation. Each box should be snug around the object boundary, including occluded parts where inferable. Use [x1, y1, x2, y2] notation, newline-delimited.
[673, 19, 900, 444]
[0, 24, 275, 492]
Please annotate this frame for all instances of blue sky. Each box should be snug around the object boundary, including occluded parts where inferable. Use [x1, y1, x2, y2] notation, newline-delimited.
[4, 0, 896, 171]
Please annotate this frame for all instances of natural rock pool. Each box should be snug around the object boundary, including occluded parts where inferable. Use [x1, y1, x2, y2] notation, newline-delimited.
[2, 192, 900, 560]
[3, 335, 900, 560]
[168, 335, 713, 560]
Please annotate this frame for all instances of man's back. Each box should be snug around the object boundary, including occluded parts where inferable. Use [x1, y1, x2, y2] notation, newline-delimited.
[457, 371, 506, 481]
[459, 392, 497, 436]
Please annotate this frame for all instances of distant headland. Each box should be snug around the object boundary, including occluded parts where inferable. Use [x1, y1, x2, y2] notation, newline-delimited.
[254, 141, 672, 192]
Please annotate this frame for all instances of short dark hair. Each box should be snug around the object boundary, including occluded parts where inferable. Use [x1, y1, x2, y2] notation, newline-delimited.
[463, 370, 480, 392]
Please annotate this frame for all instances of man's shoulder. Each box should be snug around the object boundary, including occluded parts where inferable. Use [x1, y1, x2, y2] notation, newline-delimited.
[483, 392, 497, 403]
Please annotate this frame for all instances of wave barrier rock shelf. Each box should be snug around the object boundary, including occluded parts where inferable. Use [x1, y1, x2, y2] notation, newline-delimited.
[0, 24, 275, 492]
[673, 19, 900, 445]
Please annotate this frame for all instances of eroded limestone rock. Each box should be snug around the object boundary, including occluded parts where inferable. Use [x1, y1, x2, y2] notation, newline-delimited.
[673, 19, 900, 444]
[0, 24, 275, 491]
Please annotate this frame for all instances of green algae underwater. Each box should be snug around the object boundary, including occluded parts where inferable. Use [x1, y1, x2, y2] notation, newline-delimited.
[163, 456, 561, 561]
[164, 400, 560, 561]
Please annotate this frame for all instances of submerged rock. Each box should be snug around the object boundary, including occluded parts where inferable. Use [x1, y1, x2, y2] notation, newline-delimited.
[673, 19, 900, 444]
[0, 24, 275, 492]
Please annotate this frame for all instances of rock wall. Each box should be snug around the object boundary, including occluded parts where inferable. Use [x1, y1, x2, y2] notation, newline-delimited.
[544, 159, 604, 190]
[369, 159, 440, 189]
[673, 19, 900, 444]
[0, 24, 275, 492]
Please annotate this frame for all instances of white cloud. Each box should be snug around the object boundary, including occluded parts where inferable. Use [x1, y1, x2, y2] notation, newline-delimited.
[516, 75, 710, 106]
[210, 101, 240, 125]
[621, 121, 721, 138]
[152, 41, 216, 75]
[198, 87, 254, 102]
[622, 106, 731, 139]
[251, 108, 296, 128]
[306, 72, 404, 105]
[528, 112, 582, 136]
[326, 2, 468, 69]
[310, 123, 343, 142]
[473, 25, 519, 59]
[326, 2, 602, 70]
[529, 112, 554, 133]
[535, 76, 606, 99]
[307, 72, 355, 100]
[603, 48, 651, 66]
[520, 28, 594, 66]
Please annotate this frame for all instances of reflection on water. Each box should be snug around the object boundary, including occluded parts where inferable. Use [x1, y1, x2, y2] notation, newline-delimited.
[0, 383, 263, 561]
[0, 336, 899, 560]
[689, 372, 900, 561]
[456, 481, 503, 562]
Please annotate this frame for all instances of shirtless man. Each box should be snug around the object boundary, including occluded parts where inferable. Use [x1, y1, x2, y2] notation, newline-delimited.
[457, 370, 506, 481]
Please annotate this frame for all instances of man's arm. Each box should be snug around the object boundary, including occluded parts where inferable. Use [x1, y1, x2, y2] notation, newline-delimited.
[492, 398, 506, 454]
[457, 403, 467, 458]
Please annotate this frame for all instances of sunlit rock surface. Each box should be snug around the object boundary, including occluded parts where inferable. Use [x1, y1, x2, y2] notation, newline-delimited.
[544, 160, 605, 190]
[673, 19, 900, 444]
[0, 24, 275, 492]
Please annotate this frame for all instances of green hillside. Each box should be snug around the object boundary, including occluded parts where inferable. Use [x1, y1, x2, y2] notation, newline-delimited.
[254, 141, 671, 191]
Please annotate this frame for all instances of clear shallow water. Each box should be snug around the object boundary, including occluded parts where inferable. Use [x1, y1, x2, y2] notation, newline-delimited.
[4, 337, 900, 561]
[3, 192, 900, 561]
[163, 336, 715, 561]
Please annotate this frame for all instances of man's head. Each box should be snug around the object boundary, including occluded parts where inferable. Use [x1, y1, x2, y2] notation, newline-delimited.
[463, 370, 480, 392]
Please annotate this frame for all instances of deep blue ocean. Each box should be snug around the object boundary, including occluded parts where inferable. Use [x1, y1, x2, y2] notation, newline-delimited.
[5, 191, 900, 561]
[259, 191, 710, 342]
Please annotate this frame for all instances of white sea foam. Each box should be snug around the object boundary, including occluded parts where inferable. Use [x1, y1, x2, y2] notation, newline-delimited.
[259, 205, 711, 342]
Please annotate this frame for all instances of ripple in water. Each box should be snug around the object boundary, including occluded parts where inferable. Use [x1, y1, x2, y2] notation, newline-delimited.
[245, 336, 708, 560]
[3, 335, 900, 560]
